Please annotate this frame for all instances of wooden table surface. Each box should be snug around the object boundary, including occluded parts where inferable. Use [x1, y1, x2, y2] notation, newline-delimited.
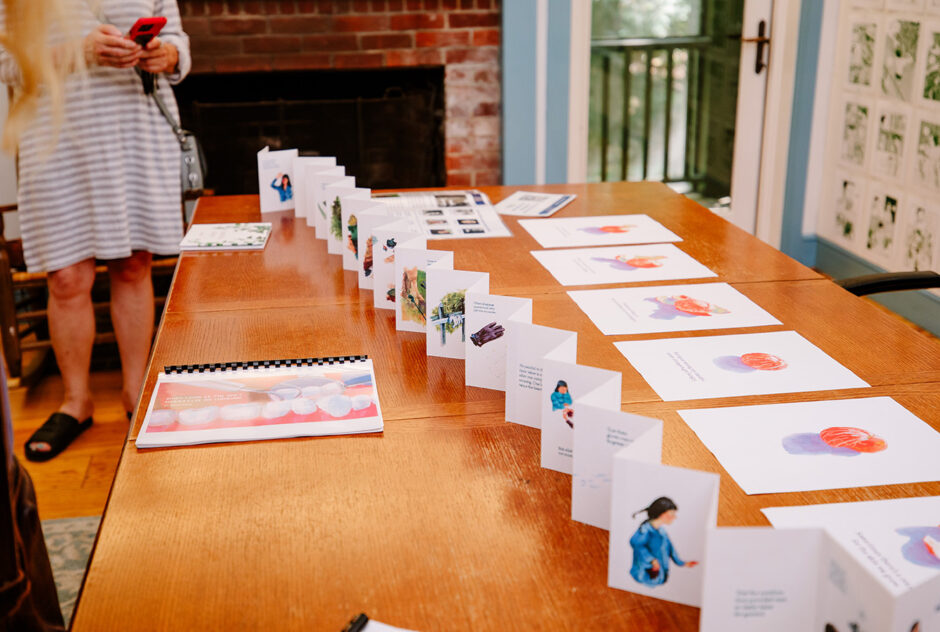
[73, 184, 939, 631]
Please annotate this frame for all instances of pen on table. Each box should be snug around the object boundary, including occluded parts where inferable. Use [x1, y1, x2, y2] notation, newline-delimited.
[343, 613, 369, 632]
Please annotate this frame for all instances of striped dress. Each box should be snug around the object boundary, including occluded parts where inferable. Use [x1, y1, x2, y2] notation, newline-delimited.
[0, 0, 192, 273]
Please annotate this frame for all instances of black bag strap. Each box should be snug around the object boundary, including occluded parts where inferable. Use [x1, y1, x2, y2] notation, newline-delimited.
[144, 74, 188, 150]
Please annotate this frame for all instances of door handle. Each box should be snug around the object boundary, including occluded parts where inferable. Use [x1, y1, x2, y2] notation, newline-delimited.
[742, 20, 770, 74]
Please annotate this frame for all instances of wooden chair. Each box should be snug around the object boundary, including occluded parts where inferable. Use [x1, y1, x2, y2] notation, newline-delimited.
[0, 204, 181, 387]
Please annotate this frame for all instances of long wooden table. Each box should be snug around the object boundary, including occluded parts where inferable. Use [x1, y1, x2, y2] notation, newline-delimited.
[72, 183, 940, 631]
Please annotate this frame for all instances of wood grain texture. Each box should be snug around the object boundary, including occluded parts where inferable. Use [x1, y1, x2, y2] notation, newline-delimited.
[73, 188, 936, 631]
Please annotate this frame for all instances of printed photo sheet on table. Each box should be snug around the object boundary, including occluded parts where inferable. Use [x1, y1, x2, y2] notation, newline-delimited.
[494, 191, 576, 217]
[530, 244, 717, 287]
[614, 331, 868, 401]
[519, 214, 681, 248]
[762, 496, 940, 597]
[567, 283, 781, 335]
[678, 397, 940, 494]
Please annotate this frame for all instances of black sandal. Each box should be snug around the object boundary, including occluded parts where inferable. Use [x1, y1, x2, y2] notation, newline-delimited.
[24, 412, 93, 462]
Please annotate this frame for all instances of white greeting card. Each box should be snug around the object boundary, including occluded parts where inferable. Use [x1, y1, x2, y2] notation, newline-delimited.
[371, 228, 425, 310]
[504, 322, 577, 428]
[614, 331, 868, 401]
[571, 404, 662, 530]
[538, 359, 621, 474]
[700, 527, 940, 632]
[494, 191, 576, 217]
[762, 496, 940, 596]
[357, 212, 408, 290]
[326, 185, 369, 257]
[464, 292, 533, 391]
[567, 283, 781, 336]
[316, 175, 354, 244]
[257, 147, 299, 213]
[530, 244, 716, 287]
[700, 528, 825, 632]
[340, 196, 384, 272]
[291, 156, 336, 219]
[608, 457, 719, 607]
[307, 167, 346, 235]
[425, 269, 490, 359]
[519, 214, 682, 248]
[679, 397, 940, 494]
[394, 248, 454, 333]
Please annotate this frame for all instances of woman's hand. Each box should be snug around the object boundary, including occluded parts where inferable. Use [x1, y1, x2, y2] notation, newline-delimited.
[84, 24, 142, 68]
[138, 38, 179, 74]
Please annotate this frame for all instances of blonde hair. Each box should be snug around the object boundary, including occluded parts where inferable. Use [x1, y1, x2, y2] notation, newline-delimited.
[0, 0, 84, 152]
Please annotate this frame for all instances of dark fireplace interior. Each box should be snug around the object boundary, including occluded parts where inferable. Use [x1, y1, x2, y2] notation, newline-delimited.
[172, 67, 446, 195]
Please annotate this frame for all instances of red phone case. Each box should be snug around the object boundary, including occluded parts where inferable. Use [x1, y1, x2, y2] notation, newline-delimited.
[128, 17, 167, 46]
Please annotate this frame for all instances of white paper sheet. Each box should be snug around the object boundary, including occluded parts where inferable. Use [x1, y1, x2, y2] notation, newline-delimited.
[291, 156, 335, 219]
[567, 283, 782, 335]
[538, 360, 621, 474]
[762, 496, 940, 595]
[520, 214, 681, 248]
[357, 212, 407, 290]
[371, 229, 425, 310]
[425, 269, 489, 359]
[615, 331, 869, 401]
[257, 147, 299, 213]
[373, 190, 512, 239]
[679, 398, 940, 494]
[494, 191, 576, 217]
[608, 457, 719, 607]
[327, 185, 369, 257]
[531, 244, 716, 286]
[571, 405, 662, 530]
[464, 293, 533, 391]
[307, 167, 346, 236]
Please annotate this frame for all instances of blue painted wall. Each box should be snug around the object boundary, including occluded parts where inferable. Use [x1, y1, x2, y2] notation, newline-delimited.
[502, 1, 572, 185]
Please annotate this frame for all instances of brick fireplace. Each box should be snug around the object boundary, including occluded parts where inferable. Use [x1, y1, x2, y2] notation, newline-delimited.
[178, 0, 502, 188]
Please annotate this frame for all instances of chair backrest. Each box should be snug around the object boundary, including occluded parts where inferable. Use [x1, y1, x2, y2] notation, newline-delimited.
[836, 271, 940, 296]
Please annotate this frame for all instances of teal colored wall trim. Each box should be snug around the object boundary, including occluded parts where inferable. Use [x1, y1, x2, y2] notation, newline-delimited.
[780, 0, 824, 267]
[501, 1, 573, 185]
[816, 238, 940, 336]
[545, 0, 571, 184]
[502, 3, 538, 185]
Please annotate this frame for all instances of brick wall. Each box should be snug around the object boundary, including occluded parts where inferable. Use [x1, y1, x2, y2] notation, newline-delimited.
[179, 0, 502, 186]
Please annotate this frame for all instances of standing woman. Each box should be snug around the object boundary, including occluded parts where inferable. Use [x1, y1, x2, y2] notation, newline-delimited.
[0, 1, 191, 460]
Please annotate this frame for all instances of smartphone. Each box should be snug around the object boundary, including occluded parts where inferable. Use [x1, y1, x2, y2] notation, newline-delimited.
[128, 17, 167, 46]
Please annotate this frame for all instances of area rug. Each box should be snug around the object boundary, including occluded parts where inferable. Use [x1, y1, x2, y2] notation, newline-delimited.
[41, 515, 101, 626]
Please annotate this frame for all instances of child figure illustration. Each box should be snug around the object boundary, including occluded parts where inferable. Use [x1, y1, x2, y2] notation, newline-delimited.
[550, 380, 574, 428]
[271, 173, 293, 202]
[629, 497, 697, 586]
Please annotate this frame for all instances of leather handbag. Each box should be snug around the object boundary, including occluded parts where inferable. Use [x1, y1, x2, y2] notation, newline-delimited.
[150, 88, 207, 195]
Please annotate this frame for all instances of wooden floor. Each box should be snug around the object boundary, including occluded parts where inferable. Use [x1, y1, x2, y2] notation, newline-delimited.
[7, 295, 937, 522]
[9, 368, 127, 520]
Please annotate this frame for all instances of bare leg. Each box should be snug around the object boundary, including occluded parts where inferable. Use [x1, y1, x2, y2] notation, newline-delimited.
[107, 252, 154, 414]
[46, 259, 97, 421]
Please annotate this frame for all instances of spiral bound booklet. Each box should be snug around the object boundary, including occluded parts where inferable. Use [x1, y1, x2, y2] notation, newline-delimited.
[136, 356, 383, 449]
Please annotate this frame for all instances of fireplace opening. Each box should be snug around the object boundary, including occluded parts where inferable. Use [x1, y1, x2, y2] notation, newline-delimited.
[172, 67, 446, 195]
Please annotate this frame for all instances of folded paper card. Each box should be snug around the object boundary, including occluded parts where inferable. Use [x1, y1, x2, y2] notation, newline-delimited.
[291, 156, 336, 220]
[307, 167, 347, 236]
[679, 397, 940, 494]
[608, 456, 719, 607]
[394, 248, 454, 333]
[340, 196, 385, 272]
[520, 214, 681, 248]
[700, 527, 940, 632]
[530, 244, 717, 286]
[539, 359, 621, 474]
[357, 213, 410, 290]
[464, 293, 533, 391]
[371, 228, 425, 310]
[615, 331, 869, 401]
[567, 282, 781, 335]
[257, 146, 299, 213]
[571, 405, 662, 530]
[504, 322, 577, 428]
[326, 185, 370, 257]
[762, 496, 940, 597]
[425, 269, 489, 359]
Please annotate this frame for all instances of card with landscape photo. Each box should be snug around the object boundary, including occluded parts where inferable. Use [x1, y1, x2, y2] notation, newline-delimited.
[394, 248, 454, 333]
[425, 269, 489, 359]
